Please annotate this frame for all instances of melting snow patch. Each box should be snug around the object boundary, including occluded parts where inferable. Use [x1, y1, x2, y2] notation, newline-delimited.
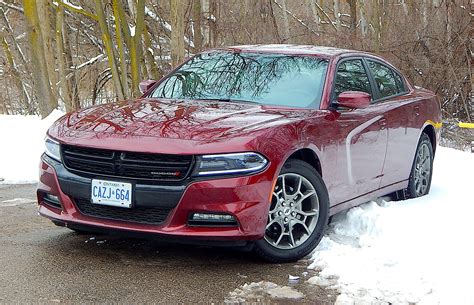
[0, 198, 36, 207]
[226, 281, 304, 303]
[308, 147, 474, 304]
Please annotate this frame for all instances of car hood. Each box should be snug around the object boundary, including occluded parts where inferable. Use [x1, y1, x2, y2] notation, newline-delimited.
[48, 99, 316, 154]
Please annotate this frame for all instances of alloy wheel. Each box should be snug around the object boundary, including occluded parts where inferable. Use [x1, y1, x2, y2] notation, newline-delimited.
[264, 173, 319, 249]
[414, 142, 431, 196]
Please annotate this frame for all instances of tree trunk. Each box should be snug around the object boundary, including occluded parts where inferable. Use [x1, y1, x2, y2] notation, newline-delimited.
[470, 0, 474, 119]
[269, 0, 281, 42]
[23, 0, 55, 118]
[37, 0, 58, 109]
[112, 0, 130, 99]
[170, 0, 185, 66]
[61, 15, 80, 110]
[280, 0, 291, 42]
[55, 2, 70, 111]
[95, 0, 125, 101]
[358, 0, 367, 38]
[347, 0, 357, 45]
[143, 24, 162, 80]
[55, 1, 80, 112]
[192, 0, 203, 51]
[117, 0, 146, 97]
[201, 0, 210, 47]
[131, 0, 145, 97]
[308, 0, 320, 32]
[209, 0, 218, 47]
[333, 0, 340, 30]
[371, 0, 381, 52]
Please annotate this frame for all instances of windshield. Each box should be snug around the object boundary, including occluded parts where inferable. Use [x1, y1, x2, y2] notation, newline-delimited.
[148, 51, 329, 108]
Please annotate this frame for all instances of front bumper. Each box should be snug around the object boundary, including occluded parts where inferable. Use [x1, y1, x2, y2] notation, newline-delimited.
[37, 155, 275, 241]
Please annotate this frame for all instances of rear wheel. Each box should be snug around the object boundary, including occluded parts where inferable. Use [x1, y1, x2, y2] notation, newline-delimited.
[407, 133, 433, 198]
[254, 159, 329, 263]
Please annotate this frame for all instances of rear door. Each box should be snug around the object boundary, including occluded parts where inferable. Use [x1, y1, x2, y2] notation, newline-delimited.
[329, 58, 388, 204]
[364, 59, 419, 187]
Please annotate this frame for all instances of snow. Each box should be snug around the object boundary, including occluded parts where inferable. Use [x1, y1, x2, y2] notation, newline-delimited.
[75, 54, 104, 70]
[226, 281, 304, 303]
[0, 198, 36, 207]
[0, 110, 64, 184]
[61, 0, 82, 11]
[309, 147, 474, 304]
[129, 25, 136, 37]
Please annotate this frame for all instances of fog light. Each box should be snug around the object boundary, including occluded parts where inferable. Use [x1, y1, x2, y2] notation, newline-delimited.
[189, 213, 237, 226]
[40, 192, 62, 209]
[45, 193, 59, 202]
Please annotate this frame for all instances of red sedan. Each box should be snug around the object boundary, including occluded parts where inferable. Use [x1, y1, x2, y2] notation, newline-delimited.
[38, 45, 442, 262]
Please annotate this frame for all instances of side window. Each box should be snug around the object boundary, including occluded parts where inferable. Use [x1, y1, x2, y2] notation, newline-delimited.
[334, 59, 372, 98]
[393, 72, 406, 93]
[367, 60, 403, 99]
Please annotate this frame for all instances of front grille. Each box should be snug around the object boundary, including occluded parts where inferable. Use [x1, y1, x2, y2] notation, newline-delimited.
[74, 198, 171, 225]
[62, 145, 193, 181]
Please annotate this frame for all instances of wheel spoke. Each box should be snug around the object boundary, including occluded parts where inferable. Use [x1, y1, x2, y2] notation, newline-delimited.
[288, 221, 296, 247]
[266, 218, 279, 230]
[274, 231, 284, 246]
[296, 176, 302, 194]
[297, 190, 315, 205]
[282, 176, 288, 198]
[297, 209, 318, 217]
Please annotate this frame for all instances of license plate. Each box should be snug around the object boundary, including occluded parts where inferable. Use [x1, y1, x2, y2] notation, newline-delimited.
[91, 179, 132, 208]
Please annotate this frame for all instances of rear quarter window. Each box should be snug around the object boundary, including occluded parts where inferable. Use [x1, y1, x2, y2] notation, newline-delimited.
[367, 60, 403, 99]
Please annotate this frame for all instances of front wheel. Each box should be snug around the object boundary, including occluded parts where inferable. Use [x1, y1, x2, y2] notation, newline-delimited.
[254, 159, 329, 263]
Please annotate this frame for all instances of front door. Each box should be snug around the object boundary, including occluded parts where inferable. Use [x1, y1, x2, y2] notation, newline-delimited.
[329, 58, 388, 204]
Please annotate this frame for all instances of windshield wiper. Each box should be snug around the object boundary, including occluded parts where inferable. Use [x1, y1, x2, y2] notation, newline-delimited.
[195, 98, 259, 104]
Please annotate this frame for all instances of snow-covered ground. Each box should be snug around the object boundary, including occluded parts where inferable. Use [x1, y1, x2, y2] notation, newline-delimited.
[0, 110, 64, 184]
[310, 147, 474, 304]
[1, 113, 473, 304]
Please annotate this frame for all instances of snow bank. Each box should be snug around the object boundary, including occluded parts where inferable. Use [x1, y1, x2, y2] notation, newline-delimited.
[0, 110, 64, 184]
[309, 147, 474, 304]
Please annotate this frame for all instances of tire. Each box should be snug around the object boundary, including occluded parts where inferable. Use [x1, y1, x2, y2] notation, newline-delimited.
[254, 159, 329, 263]
[407, 132, 434, 198]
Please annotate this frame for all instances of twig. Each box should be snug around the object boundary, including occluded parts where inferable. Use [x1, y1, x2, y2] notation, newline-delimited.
[272, 0, 321, 37]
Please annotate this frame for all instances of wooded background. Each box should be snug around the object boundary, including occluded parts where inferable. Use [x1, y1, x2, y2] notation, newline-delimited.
[0, 0, 472, 125]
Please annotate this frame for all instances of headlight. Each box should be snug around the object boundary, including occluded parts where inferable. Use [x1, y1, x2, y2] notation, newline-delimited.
[44, 136, 61, 162]
[192, 152, 268, 176]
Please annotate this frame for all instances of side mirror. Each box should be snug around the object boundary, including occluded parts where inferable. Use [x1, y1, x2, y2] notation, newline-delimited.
[139, 80, 157, 94]
[337, 91, 371, 109]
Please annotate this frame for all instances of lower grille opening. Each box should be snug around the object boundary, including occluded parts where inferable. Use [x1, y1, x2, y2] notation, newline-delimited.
[74, 198, 171, 225]
[39, 192, 62, 210]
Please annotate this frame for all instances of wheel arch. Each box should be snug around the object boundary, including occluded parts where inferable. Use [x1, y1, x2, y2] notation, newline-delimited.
[287, 148, 323, 177]
[422, 124, 436, 155]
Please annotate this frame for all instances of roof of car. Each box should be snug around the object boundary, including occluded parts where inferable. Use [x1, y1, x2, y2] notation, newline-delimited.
[212, 44, 361, 57]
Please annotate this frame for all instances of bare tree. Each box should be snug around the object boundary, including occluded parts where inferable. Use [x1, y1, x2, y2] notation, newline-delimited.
[192, 0, 202, 51]
[170, 0, 185, 66]
[23, 0, 55, 117]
